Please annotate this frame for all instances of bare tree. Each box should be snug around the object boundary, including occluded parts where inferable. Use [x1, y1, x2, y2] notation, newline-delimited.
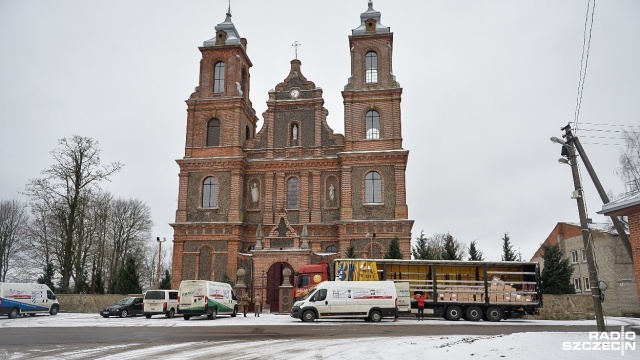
[106, 198, 153, 291]
[24, 136, 122, 291]
[617, 126, 640, 185]
[0, 199, 29, 281]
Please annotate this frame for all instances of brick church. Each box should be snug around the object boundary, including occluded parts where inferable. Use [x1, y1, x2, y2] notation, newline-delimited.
[171, 2, 413, 311]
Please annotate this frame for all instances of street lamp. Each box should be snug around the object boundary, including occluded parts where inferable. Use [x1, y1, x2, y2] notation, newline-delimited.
[156, 237, 166, 289]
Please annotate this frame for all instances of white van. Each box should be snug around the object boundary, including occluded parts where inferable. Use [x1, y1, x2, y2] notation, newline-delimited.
[291, 281, 397, 322]
[0, 282, 60, 319]
[143, 289, 179, 318]
[178, 280, 238, 320]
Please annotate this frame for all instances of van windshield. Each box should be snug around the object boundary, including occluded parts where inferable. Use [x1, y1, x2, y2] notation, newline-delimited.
[301, 290, 316, 301]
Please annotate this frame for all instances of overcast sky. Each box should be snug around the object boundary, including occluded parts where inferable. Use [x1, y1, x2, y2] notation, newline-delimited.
[1, 0, 639, 262]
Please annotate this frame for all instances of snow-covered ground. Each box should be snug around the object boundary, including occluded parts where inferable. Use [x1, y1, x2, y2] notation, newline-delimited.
[1, 314, 639, 359]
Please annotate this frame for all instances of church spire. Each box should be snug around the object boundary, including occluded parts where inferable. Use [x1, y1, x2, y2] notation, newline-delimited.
[353, 0, 389, 35]
[203, 4, 243, 47]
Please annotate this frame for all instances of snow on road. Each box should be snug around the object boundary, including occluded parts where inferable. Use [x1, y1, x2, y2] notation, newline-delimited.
[1, 314, 639, 359]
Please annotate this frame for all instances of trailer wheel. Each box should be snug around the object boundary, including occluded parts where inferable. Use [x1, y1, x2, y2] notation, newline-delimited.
[485, 306, 503, 322]
[465, 306, 482, 322]
[444, 305, 462, 321]
[8, 308, 19, 319]
[369, 310, 382, 322]
[301, 310, 316, 322]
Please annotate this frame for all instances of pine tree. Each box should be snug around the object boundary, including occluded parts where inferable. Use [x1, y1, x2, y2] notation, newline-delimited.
[468, 240, 484, 261]
[110, 255, 142, 294]
[384, 237, 403, 259]
[540, 244, 576, 294]
[159, 269, 172, 289]
[501, 233, 517, 261]
[441, 233, 462, 260]
[411, 231, 429, 259]
[221, 273, 234, 286]
[37, 262, 56, 292]
[94, 271, 105, 294]
[345, 245, 356, 258]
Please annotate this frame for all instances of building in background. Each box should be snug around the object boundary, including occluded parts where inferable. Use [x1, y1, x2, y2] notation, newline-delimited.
[170, 3, 413, 312]
[531, 222, 639, 316]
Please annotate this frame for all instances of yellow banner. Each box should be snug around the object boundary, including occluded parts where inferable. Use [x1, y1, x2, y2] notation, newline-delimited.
[335, 261, 379, 281]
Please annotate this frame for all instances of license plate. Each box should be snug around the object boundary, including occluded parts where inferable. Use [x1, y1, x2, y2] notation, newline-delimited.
[102, 311, 109, 315]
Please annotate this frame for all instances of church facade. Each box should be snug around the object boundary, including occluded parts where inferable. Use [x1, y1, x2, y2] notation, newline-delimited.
[171, 2, 413, 312]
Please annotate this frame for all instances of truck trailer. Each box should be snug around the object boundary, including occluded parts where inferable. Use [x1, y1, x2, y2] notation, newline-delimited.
[294, 258, 542, 322]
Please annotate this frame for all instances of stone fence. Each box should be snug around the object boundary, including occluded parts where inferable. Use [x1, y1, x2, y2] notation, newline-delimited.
[56, 293, 603, 320]
[56, 294, 143, 314]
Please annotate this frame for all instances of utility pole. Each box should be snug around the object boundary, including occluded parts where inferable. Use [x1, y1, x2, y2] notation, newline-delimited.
[156, 237, 166, 289]
[553, 124, 606, 332]
[571, 135, 633, 258]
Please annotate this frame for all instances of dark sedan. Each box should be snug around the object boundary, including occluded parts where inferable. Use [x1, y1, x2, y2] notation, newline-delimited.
[100, 297, 144, 318]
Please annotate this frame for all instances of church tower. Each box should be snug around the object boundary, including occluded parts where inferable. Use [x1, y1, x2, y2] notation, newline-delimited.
[172, 10, 258, 288]
[339, 1, 411, 257]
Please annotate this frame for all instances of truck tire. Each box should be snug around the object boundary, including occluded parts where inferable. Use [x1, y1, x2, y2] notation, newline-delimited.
[183, 315, 191, 320]
[485, 306, 503, 322]
[49, 305, 59, 316]
[145, 314, 152, 319]
[8, 308, 19, 319]
[369, 310, 382, 322]
[444, 305, 462, 321]
[465, 306, 482, 322]
[301, 310, 316, 322]
[207, 308, 217, 320]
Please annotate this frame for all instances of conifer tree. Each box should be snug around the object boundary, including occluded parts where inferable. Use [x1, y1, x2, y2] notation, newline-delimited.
[37, 262, 56, 292]
[441, 233, 462, 260]
[345, 245, 356, 258]
[411, 231, 429, 259]
[468, 240, 484, 261]
[110, 255, 142, 294]
[540, 244, 575, 294]
[385, 237, 404, 259]
[159, 269, 172, 289]
[501, 233, 518, 261]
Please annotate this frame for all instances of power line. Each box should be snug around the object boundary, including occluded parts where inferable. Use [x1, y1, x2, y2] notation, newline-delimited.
[573, 0, 596, 134]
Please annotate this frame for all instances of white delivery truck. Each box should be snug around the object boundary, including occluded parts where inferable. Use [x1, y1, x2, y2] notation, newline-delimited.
[291, 280, 397, 322]
[178, 280, 238, 320]
[0, 282, 60, 319]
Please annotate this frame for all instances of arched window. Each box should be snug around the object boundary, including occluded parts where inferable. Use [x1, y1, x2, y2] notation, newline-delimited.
[365, 171, 382, 203]
[202, 176, 218, 208]
[245, 125, 250, 141]
[365, 110, 380, 140]
[207, 118, 220, 146]
[365, 51, 378, 83]
[213, 61, 225, 93]
[326, 245, 338, 253]
[287, 177, 299, 209]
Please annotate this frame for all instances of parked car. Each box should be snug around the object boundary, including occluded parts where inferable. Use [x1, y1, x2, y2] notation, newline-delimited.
[100, 297, 144, 318]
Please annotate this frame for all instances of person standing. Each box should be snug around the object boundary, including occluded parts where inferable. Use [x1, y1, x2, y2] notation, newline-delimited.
[253, 293, 263, 317]
[415, 292, 425, 321]
[241, 292, 250, 317]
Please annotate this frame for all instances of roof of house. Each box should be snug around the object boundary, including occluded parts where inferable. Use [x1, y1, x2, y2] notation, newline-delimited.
[599, 191, 640, 216]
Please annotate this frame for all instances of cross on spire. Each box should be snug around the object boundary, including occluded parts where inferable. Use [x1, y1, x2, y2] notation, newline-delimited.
[292, 41, 302, 59]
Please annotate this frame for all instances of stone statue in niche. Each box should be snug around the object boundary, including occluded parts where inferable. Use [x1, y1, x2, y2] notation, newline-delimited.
[251, 182, 259, 203]
[328, 183, 335, 203]
[292, 125, 298, 140]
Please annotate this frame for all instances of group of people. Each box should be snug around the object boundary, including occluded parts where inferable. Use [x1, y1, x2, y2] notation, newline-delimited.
[240, 292, 263, 317]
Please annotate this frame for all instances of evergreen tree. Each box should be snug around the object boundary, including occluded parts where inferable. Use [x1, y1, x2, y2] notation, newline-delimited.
[94, 271, 105, 294]
[37, 262, 56, 292]
[468, 240, 484, 261]
[110, 255, 142, 294]
[345, 245, 356, 258]
[221, 273, 234, 286]
[441, 233, 462, 260]
[540, 244, 575, 294]
[384, 237, 404, 259]
[501, 233, 518, 261]
[159, 269, 172, 289]
[411, 231, 429, 259]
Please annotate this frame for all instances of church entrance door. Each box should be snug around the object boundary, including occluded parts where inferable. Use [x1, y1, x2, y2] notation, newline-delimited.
[266, 262, 294, 313]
